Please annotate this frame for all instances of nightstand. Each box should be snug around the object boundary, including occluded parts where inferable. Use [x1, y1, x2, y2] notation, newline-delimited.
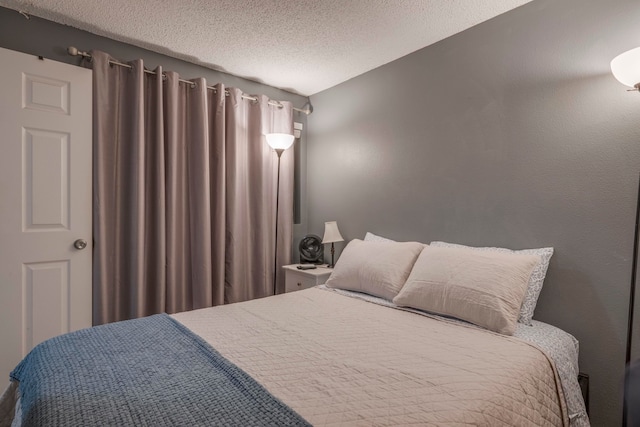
[283, 264, 333, 293]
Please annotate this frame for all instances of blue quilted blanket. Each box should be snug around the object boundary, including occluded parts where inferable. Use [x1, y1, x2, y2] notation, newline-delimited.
[10, 313, 310, 426]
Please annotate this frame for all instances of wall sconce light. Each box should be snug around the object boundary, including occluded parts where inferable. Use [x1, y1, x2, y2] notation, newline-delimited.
[266, 133, 295, 295]
[611, 47, 640, 91]
[322, 221, 344, 268]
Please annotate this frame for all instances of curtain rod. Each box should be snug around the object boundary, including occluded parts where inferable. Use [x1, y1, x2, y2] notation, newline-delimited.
[66, 46, 311, 115]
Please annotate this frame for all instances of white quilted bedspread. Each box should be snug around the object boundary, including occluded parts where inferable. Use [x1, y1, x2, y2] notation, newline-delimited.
[173, 287, 568, 426]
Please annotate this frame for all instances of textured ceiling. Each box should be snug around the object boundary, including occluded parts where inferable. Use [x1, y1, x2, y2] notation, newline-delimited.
[0, 0, 533, 96]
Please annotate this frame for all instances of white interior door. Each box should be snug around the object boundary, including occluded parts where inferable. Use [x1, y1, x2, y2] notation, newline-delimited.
[0, 47, 92, 382]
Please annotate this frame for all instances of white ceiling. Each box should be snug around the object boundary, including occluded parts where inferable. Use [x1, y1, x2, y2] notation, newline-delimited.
[0, 0, 533, 96]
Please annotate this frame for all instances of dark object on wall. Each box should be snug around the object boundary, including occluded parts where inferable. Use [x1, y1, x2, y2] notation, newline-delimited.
[625, 361, 640, 427]
[299, 234, 323, 264]
[578, 372, 589, 415]
[627, 173, 640, 364]
[625, 173, 640, 427]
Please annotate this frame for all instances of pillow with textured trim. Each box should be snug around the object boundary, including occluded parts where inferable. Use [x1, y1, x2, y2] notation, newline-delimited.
[326, 239, 424, 301]
[364, 232, 395, 243]
[393, 245, 539, 335]
[429, 241, 553, 325]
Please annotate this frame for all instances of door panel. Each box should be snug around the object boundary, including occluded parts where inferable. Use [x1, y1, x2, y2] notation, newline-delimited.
[0, 47, 92, 382]
[23, 73, 70, 115]
[23, 261, 70, 354]
[23, 128, 70, 230]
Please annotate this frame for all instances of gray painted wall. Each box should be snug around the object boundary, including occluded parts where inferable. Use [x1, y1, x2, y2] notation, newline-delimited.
[0, 6, 311, 261]
[307, 0, 640, 425]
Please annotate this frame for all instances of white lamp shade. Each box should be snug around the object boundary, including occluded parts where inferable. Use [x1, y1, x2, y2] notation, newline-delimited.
[611, 47, 640, 88]
[322, 221, 344, 244]
[265, 133, 295, 150]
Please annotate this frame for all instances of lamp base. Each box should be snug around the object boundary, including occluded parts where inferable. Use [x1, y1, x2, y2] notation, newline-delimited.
[329, 242, 336, 268]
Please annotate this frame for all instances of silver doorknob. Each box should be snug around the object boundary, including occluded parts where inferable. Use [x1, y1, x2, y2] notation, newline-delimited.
[74, 239, 88, 250]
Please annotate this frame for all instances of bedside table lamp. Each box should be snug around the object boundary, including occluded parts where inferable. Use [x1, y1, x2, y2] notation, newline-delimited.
[322, 221, 343, 268]
[266, 133, 295, 295]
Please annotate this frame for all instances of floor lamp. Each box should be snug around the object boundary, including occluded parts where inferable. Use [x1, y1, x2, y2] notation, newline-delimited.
[265, 133, 295, 295]
[611, 46, 640, 426]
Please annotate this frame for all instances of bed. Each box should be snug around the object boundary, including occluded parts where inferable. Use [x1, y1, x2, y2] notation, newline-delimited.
[0, 239, 589, 426]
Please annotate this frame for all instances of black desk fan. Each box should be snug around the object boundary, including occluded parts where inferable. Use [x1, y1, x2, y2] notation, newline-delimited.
[299, 234, 323, 264]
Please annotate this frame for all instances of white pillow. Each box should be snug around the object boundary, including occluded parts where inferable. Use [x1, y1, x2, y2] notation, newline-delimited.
[326, 239, 424, 300]
[429, 241, 553, 325]
[393, 245, 539, 335]
[364, 232, 395, 243]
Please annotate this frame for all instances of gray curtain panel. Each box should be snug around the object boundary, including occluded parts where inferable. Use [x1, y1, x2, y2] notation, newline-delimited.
[90, 51, 293, 325]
